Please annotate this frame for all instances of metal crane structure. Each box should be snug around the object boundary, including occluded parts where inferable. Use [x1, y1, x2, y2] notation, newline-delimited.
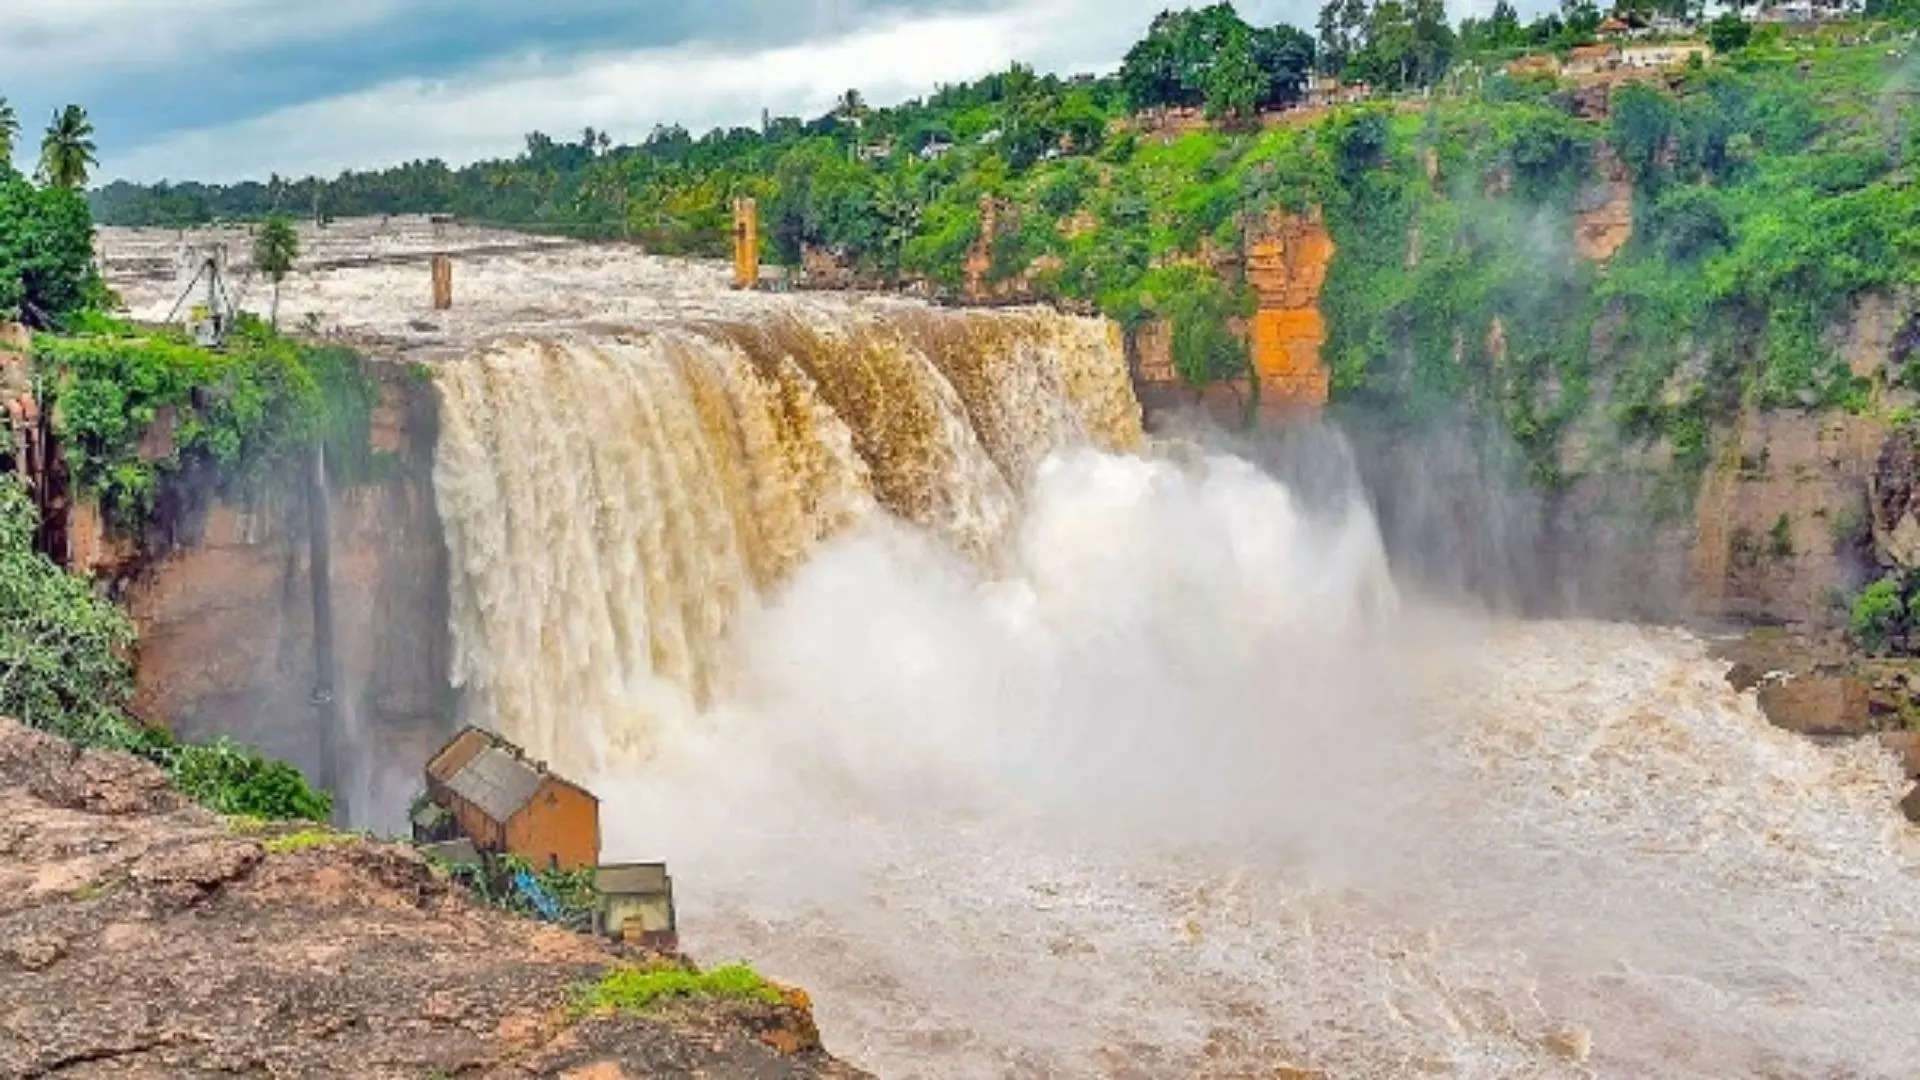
[163, 242, 245, 348]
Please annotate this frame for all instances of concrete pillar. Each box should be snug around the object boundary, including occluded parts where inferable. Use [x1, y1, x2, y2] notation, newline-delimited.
[431, 255, 453, 310]
[732, 198, 759, 290]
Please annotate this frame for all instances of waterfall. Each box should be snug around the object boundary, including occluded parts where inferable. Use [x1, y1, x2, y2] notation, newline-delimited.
[432, 304, 1141, 777]
[428, 295, 1920, 1078]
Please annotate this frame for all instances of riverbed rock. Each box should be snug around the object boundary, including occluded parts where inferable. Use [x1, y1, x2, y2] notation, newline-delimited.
[1901, 783, 1920, 823]
[1880, 730, 1920, 777]
[0, 716, 865, 1079]
[1755, 673, 1875, 736]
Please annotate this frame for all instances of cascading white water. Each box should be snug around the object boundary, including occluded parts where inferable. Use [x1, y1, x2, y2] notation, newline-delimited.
[433, 305, 1139, 779]
[433, 301, 1920, 1078]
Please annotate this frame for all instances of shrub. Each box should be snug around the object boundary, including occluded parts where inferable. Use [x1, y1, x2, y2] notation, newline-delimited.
[572, 961, 783, 1015]
[0, 476, 135, 741]
[169, 738, 335, 821]
[36, 316, 375, 526]
[1851, 575, 1905, 655]
[263, 828, 358, 854]
[1768, 513, 1793, 558]
[435, 851, 599, 929]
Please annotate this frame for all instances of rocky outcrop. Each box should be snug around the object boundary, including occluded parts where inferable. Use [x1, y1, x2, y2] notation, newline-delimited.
[1573, 141, 1633, 262]
[1870, 424, 1920, 569]
[1243, 210, 1334, 411]
[1130, 209, 1336, 427]
[0, 717, 862, 1079]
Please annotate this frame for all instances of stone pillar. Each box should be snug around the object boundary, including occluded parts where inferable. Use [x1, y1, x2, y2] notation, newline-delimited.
[732, 198, 759, 290]
[431, 255, 453, 310]
[1242, 210, 1335, 415]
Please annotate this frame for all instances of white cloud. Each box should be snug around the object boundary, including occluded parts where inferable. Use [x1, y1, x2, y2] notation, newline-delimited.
[104, 0, 1332, 182]
[1, 0, 402, 82]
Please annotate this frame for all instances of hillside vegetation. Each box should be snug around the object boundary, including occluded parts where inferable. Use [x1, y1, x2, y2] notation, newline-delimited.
[86, 9, 1920, 471]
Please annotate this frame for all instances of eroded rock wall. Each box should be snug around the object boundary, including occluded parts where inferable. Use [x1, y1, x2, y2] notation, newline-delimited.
[1244, 210, 1335, 409]
[1132, 209, 1336, 425]
[83, 363, 454, 826]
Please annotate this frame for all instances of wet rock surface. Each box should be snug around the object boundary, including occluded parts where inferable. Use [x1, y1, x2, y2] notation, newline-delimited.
[0, 718, 864, 1079]
[1712, 630, 1920, 823]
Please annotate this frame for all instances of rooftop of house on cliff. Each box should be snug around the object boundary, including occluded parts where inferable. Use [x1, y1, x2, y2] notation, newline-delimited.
[97, 216, 957, 358]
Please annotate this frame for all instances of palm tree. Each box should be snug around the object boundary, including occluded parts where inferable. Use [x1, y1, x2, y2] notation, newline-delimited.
[0, 97, 18, 169]
[254, 214, 299, 327]
[38, 105, 97, 189]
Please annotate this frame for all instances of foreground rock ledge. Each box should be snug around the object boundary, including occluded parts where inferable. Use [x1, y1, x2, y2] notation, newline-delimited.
[0, 718, 865, 1079]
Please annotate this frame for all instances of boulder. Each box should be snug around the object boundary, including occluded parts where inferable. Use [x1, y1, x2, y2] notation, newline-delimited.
[1881, 731, 1920, 779]
[1755, 674, 1874, 736]
[1902, 783, 1920, 824]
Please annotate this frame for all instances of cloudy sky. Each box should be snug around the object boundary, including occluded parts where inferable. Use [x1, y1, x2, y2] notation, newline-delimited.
[2, 0, 1516, 184]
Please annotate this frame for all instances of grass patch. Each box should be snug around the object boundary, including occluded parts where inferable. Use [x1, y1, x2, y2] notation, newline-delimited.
[263, 828, 357, 855]
[571, 962, 783, 1016]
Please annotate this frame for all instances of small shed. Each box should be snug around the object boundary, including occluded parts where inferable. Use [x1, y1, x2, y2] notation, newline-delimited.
[424, 726, 601, 871]
[596, 862, 678, 951]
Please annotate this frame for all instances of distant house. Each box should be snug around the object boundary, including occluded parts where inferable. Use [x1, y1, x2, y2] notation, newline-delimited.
[423, 726, 601, 871]
[1621, 40, 1713, 69]
[1565, 43, 1622, 76]
[1756, 1, 1816, 22]
[1303, 76, 1373, 108]
[856, 140, 894, 163]
[918, 139, 953, 161]
[1597, 16, 1632, 37]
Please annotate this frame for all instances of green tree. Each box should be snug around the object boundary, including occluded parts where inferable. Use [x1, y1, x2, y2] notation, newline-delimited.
[1206, 27, 1266, 119]
[253, 214, 299, 327]
[1489, 0, 1523, 46]
[1120, 4, 1259, 111]
[1610, 82, 1676, 187]
[38, 105, 97, 190]
[0, 97, 17, 168]
[1852, 576, 1906, 655]
[1251, 25, 1317, 108]
[0, 171, 95, 325]
[1706, 12, 1752, 52]
[1317, 0, 1371, 76]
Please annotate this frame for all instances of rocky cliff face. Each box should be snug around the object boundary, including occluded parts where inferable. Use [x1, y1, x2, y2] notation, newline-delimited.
[0, 716, 862, 1079]
[69, 363, 455, 831]
[1572, 141, 1634, 262]
[1244, 210, 1335, 409]
[1132, 209, 1337, 425]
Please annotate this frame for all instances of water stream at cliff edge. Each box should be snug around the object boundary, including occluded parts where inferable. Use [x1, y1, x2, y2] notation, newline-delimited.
[433, 308, 1920, 1078]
